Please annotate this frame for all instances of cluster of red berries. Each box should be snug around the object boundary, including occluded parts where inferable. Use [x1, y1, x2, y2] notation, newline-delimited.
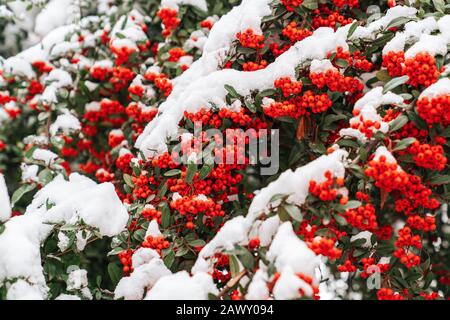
[377, 288, 405, 300]
[157, 8, 180, 37]
[168, 47, 187, 62]
[310, 70, 363, 94]
[298, 90, 333, 114]
[142, 235, 170, 255]
[282, 22, 312, 43]
[394, 227, 422, 268]
[309, 171, 345, 202]
[408, 141, 447, 171]
[141, 207, 162, 224]
[118, 249, 135, 276]
[404, 52, 440, 87]
[328, 47, 372, 72]
[170, 195, 225, 224]
[332, 0, 359, 8]
[416, 94, 450, 127]
[308, 237, 342, 260]
[95, 169, 115, 183]
[32, 60, 53, 73]
[108, 130, 125, 148]
[382, 51, 405, 77]
[236, 29, 265, 50]
[312, 7, 353, 29]
[365, 156, 408, 192]
[212, 253, 231, 283]
[144, 72, 173, 97]
[115, 153, 134, 173]
[274, 77, 303, 97]
[343, 203, 378, 232]
[406, 215, 436, 232]
[126, 102, 158, 124]
[111, 45, 137, 66]
[280, 0, 304, 12]
[263, 101, 300, 119]
[350, 114, 382, 139]
[338, 260, 357, 272]
[248, 238, 261, 251]
[242, 60, 268, 71]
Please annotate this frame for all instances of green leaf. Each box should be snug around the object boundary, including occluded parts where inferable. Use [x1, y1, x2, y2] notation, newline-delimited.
[163, 251, 175, 268]
[429, 175, 450, 186]
[376, 69, 391, 83]
[277, 205, 290, 222]
[107, 263, 122, 286]
[198, 165, 212, 180]
[433, 0, 445, 13]
[107, 247, 124, 257]
[224, 85, 240, 99]
[229, 255, 240, 278]
[333, 214, 348, 226]
[393, 138, 416, 152]
[386, 16, 414, 30]
[123, 174, 134, 188]
[244, 100, 257, 113]
[160, 203, 171, 228]
[347, 21, 358, 38]
[343, 200, 362, 210]
[185, 163, 197, 184]
[335, 59, 349, 69]
[11, 184, 36, 207]
[302, 0, 318, 10]
[389, 115, 409, 132]
[38, 168, 53, 185]
[383, 75, 409, 93]
[283, 204, 303, 222]
[188, 239, 206, 247]
[164, 169, 182, 177]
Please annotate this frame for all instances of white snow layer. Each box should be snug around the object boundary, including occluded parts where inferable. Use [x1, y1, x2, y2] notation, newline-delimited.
[0, 173, 128, 299]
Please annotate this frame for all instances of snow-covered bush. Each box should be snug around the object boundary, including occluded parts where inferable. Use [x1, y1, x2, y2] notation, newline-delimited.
[0, 0, 449, 300]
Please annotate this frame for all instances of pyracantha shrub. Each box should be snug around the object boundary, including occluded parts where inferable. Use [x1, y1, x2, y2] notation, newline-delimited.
[0, 0, 449, 301]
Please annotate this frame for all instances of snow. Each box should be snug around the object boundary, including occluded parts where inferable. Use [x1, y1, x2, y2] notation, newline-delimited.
[245, 269, 269, 300]
[351, 6, 418, 40]
[383, 17, 439, 54]
[115, 248, 171, 300]
[6, 279, 45, 300]
[419, 78, 450, 99]
[32, 148, 59, 165]
[42, 175, 129, 237]
[34, 0, 73, 38]
[0, 173, 128, 299]
[192, 216, 251, 274]
[145, 271, 218, 300]
[161, 0, 208, 12]
[67, 269, 88, 291]
[272, 268, 314, 300]
[405, 34, 448, 58]
[0, 174, 11, 222]
[49, 109, 81, 136]
[310, 59, 336, 73]
[267, 222, 320, 282]
[2, 56, 35, 79]
[353, 87, 404, 112]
